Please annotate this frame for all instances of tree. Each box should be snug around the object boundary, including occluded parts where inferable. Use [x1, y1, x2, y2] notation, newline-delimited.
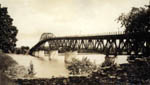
[117, 5, 150, 33]
[117, 4, 150, 56]
[0, 4, 18, 53]
[116, 3, 150, 84]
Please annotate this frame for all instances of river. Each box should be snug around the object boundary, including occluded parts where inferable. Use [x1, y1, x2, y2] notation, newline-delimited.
[8, 53, 128, 78]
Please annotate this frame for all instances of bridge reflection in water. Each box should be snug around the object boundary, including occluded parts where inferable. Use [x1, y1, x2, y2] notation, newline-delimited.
[29, 32, 150, 59]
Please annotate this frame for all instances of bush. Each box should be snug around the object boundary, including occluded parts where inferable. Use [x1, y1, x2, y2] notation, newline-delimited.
[0, 53, 17, 71]
[5, 61, 36, 78]
[5, 65, 28, 78]
[0, 53, 35, 78]
[67, 57, 98, 75]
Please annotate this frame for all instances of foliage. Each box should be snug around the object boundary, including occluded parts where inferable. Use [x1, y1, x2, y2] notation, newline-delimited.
[117, 4, 150, 56]
[0, 4, 18, 53]
[15, 46, 30, 54]
[127, 56, 150, 79]
[117, 5, 150, 33]
[0, 53, 35, 78]
[0, 53, 17, 71]
[5, 65, 28, 78]
[91, 56, 118, 82]
[91, 57, 150, 84]
[67, 57, 98, 75]
[4, 61, 36, 78]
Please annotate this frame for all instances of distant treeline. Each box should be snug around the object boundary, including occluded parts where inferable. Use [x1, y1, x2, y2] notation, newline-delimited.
[14, 46, 30, 54]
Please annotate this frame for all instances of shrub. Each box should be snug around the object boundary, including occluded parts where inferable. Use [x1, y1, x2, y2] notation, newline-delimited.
[5, 65, 28, 78]
[0, 53, 17, 71]
[67, 57, 98, 75]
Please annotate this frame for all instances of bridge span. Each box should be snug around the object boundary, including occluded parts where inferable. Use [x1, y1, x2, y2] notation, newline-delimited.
[29, 32, 150, 57]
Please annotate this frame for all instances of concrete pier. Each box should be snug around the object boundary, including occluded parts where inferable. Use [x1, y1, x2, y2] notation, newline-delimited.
[38, 51, 45, 57]
[64, 51, 78, 63]
[34, 51, 39, 57]
[46, 50, 58, 60]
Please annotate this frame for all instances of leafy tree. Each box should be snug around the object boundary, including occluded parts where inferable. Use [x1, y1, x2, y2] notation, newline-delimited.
[117, 4, 150, 56]
[115, 3, 150, 84]
[117, 5, 150, 33]
[0, 4, 18, 53]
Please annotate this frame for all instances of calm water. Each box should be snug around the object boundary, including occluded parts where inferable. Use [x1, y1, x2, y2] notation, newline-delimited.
[8, 52, 128, 78]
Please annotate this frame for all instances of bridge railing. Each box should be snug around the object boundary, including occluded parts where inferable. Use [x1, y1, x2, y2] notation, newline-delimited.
[56, 31, 125, 38]
[90, 31, 125, 36]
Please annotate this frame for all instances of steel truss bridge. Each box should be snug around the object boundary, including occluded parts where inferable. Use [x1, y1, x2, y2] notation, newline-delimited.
[29, 32, 150, 56]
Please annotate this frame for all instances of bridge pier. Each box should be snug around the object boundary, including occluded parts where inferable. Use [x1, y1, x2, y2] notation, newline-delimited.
[64, 51, 78, 63]
[47, 50, 58, 60]
[36, 51, 40, 57]
[33, 51, 39, 57]
[38, 51, 45, 57]
[32, 50, 45, 57]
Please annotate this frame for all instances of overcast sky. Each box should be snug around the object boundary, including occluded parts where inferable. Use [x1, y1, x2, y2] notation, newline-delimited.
[0, 0, 149, 47]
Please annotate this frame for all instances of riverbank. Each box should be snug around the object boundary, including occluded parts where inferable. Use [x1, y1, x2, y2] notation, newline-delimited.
[14, 76, 127, 85]
[1, 53, 150, 84]
[0, 53, 17, 85]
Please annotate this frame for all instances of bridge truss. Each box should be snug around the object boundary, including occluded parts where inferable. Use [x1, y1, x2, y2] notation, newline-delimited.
[29, 32, 150, 56]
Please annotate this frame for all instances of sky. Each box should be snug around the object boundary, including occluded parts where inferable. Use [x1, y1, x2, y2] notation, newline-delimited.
[0, 0, 149, 47]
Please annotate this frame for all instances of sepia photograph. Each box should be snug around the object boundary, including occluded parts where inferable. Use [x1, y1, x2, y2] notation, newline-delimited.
[0, 0, 150, 85]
